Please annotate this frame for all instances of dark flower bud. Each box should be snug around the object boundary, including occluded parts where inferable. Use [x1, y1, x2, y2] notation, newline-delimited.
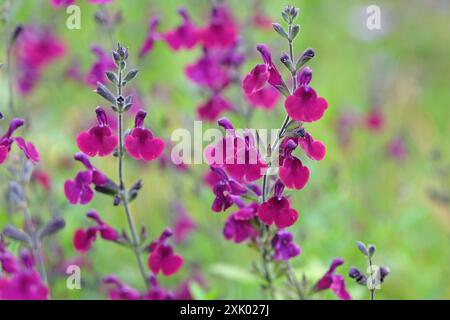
[10, 26, 23, 45]
[128, 179, 143, 202]
[38, 215, 65, 240]
[348, 266, 367, 285]
[7, 181, 26, 208]
[356, 241, 369, 256]
[112, 51, 121, 65]
[94, 10, 109, 25]
[0, 111, 3, 119]
[22, 160, 34, 183]
[298, 67, 312, 86]
[116, 43, 128, 60]
[289, 127, 306, 138]
[296, 48, 315, 70]
[95, 82, 116, 105]
[289, 24, 300, 41]
[368, 244, 376, 257]
[139, 226, 148, 244]
[280, 52, 295, 73]
[379, 266, 390, 283]
[3, 225, 31, 245]
[282, 5, 299, 23]
[116, 95, 125, 107]
[217, 117, 234, 130]
[20, 249, 34, 269]
[95, 179, 119, 196]
[106, 71, 118, 84]
[123, 96, 133, 112]
[272, 23, 289, 40]
[274, 180, 285, 200]
[123, 68, 139, 83]
[113, 195, 121, 206]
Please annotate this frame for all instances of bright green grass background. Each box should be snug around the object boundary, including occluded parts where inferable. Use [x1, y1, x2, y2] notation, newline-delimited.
[1, 0, 449, 299]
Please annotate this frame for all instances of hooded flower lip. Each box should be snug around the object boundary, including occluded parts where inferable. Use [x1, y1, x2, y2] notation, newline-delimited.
[314, 258, 351, 300]
[139, 17, 160, 58]
[163, 8, 199, 51]
[148, 228, 184, 276]
[256, 44, 285, 90]
[223, 202, 258, 243]
[76, 107, 118, 157]
[271, 230, 301, 261]
[242, 64, 270, 95]
[284, 67, 328, 122]
[124, 110, 165, 161]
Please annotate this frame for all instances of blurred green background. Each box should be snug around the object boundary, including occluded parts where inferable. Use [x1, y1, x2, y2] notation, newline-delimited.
[1, 0, 449, 299]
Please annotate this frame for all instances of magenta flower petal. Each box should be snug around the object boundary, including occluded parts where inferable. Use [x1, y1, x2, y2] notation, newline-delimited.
[76, 126, 118, 157]
[315, 258, 345, 291]
[299, 133, 326, 161]
[271, 230, 301, 261]
[73, 228, 97, 253]
[285, 86, 328, 122]
[148, 245, 184, 276]
[330, 275, 352, 300]
[199, 5, 238, 49]
[197, 95, 233, 121]
[163, 8, 199, 51]
[139, 17, 160, 58]
[242, 64, 270, 95]
[258, 196, 298, 228]
[124, 128, 165, 161]
[279, 156, 310, 190]
[64, 171, 94, 205]
[14, 137, 40, 164]
[223, 203, 258, 243]
[245, 86, 280, 110]
[0, 146, 9, 164]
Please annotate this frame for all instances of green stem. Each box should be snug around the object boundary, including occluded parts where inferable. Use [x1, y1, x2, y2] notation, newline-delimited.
[23, 208, 49, 291]
[116, 68, 149, 290]
[257, 222, 275, 299]
[368, 256, 375, 300]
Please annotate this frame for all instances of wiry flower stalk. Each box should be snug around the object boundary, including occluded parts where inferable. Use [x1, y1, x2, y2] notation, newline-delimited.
[112, 44, 149, 289]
